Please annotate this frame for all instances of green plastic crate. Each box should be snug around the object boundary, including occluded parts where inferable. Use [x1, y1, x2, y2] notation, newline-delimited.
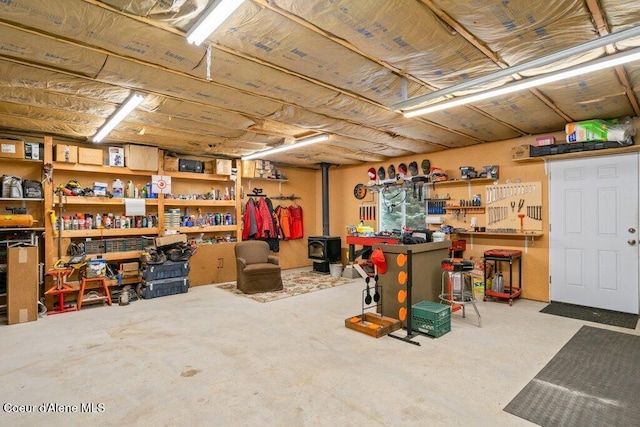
[411, 301, 451, 337]
[412, 301, 451, 320]
[411, 314, 451, 337]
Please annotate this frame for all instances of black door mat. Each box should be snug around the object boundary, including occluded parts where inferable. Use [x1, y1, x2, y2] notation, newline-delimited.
[505, 326, 640, 426]
[540, 301, 638, 329]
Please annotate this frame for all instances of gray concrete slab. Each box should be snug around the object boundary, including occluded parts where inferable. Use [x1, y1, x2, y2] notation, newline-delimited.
[1, 270, 638, 426]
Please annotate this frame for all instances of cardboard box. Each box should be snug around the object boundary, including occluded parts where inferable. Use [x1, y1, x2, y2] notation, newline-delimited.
[125, 145, 159, 171]
[535, 136, 555, 147]
[120, 261, 139, 278]
[154, 233, 187, 248]
[242, 160, 256, 178]
[108, 146, 125, 167]
[7, 244, 38, 325]
[216, 159, 232, 175]
[24, 142, 44, 160]
[78, 147, 104, 165]
[0, 138, 26, 159]
[511, 144, 532, 160]
[163, 155, 179, 172]
[54, 144, 78, 163]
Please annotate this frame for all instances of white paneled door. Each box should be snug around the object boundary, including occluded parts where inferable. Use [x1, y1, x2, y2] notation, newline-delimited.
[549, 153, 639, 314]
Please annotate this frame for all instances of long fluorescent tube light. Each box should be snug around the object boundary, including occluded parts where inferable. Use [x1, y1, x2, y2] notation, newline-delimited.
[242, 133, 330, 160]
[404, 46, 640, 118]
[394, 24, 640, 111]
[186, 0, 245, 46]
[93, 92, 145, 143]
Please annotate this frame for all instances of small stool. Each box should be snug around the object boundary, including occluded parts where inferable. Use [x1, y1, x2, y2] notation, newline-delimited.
[77, 276, 112, 310]
[438, 259, 481, 327]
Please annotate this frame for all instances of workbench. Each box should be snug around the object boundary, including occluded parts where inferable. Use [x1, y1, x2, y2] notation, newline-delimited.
[373, 241, 451, 327]
[346, 235, 400, 263]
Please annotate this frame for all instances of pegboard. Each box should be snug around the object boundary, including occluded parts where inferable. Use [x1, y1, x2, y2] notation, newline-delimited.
[485, 182, 542, 231]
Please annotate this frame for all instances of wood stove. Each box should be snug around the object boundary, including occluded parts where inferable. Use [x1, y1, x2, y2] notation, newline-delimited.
[308, 236, 341, 274]
[308, 163, 341, 274]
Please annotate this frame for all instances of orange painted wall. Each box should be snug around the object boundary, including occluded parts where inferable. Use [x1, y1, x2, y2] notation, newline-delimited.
[241, 165, 317, 270]
[326, 132, 562, 302]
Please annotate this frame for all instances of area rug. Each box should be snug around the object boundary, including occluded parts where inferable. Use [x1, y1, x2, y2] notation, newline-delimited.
[216, 270, 354, 303]
[504, 326, 640, 426]
[540, 301, 639, 329]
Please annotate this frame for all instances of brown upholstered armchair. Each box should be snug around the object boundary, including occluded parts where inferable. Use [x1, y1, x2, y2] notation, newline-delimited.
[235, 240, 283, 294]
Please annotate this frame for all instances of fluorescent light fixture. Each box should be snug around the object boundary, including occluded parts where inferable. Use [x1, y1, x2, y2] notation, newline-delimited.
[93, 92, 145, 143]
[242, 133, 330, 160]
[394, 24, 640, 112]
[186, 0, 245, 46]
[404, 46, 640, 118]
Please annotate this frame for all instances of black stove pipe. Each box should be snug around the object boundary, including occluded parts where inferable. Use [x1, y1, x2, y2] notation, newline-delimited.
[320, 162, 330, 236]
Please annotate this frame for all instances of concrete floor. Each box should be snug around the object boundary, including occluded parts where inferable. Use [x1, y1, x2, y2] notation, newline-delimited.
[1, 270, 638, 426]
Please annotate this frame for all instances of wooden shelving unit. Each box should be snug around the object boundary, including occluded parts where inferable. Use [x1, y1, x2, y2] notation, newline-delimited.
[39, 138, 243, 271]
[60, 228, 159, 238]
[53, 196, 159, 206]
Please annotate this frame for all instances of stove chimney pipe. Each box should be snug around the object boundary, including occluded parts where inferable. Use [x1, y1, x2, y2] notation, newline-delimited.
[320, 162, 330, 236]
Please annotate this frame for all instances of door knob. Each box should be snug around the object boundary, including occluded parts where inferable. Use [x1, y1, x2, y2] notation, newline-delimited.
[629, 228, 637, 233]
[628, 239, 637, 246]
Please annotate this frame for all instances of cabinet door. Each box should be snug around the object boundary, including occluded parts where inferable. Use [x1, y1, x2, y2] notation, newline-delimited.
[188, 243, 237, 286]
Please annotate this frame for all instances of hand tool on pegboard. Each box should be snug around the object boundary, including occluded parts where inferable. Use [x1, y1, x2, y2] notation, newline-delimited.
[360, 203, 376, 221]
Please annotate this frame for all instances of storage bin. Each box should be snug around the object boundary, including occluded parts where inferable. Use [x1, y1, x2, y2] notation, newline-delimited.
[83, 240, 105, 255]
[141, 260, 190, 281]
[104, 238, 125, 253]
[140, 277, 189, 299]
[85, 258, 107, 278]
[411, 300, 451, 337]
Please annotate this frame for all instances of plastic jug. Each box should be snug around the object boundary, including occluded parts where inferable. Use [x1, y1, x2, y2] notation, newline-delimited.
[492, 273, 504, 293]
[126, 180, 135, 198]
[112, 179, 124, 198]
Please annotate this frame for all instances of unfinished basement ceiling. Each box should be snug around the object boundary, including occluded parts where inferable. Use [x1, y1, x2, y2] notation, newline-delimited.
[0, 0, 639, 167]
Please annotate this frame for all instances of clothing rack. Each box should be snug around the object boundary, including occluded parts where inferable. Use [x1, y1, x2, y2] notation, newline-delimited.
[249, 188, 268, 197]
[271, 194, 302, 201]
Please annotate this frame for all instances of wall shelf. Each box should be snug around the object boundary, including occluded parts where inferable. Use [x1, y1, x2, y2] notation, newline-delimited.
[165, 171, 231, 182]
[431, 178, 495, 187]
[512, 144, 640, 164]
[165, 225, 237, 233]
[53, 196, 159, 206]
[60, 251, 143, 262]
[0, 197, 44, 202]
[457, 231, 543, 238]
[163, 199, 235, 207]
[444, 206, 485, 213]
[53, 162, 153, 176]
[60, 228, 159, 238]
[456, 231, 543, 253]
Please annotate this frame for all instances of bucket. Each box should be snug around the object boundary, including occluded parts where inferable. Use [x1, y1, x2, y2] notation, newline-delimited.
[329, 263, 343, 278]
[432, 232, 445, 242]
